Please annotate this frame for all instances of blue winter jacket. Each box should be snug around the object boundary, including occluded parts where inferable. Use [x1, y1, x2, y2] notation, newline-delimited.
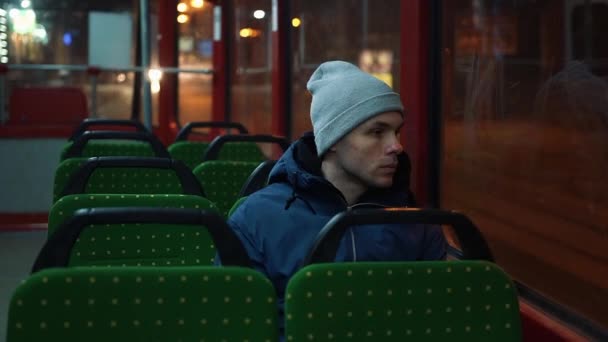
[225, 132, 447, 330]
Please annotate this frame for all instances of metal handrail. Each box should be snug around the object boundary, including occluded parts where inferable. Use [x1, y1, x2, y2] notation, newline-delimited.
[6, 63, 213, 74]
[0, 63, 214, 127]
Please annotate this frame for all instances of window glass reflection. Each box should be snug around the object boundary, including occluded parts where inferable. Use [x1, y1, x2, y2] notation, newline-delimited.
[441, 0, 608, 327]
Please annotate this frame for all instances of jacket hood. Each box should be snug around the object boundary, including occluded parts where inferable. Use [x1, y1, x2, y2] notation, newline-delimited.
[268, 132, 415, 207]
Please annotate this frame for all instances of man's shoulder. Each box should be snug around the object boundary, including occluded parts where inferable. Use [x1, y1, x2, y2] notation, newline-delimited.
[231, 183, 291, 217]
[246, 182, 291, 202]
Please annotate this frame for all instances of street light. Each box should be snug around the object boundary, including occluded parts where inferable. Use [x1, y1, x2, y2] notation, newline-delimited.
[191, 0, 204, 9]
[177, 14, 189, 24]
[177, 2, 188, 13]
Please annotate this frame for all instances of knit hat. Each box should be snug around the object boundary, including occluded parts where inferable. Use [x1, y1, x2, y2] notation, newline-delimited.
[307, 60, 404, 156]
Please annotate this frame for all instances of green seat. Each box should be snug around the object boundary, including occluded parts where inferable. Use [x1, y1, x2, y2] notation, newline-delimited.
[285, 261, 521, 341]
[225, 160, 276, 217]
[194, 160, 261, 217]
[169, 141, 266, 170]
[59, 131, 169, 161]
[68, 119, 149, 141]
[61, 140, 157, 160]
[33, 207, 248, 271]
[48, 194, 219, 238]
[202, 134, 290, 164]
[284, 208, 519, 341]
[168, 141, 211, 169]
[53, 157, 203, 203]
[169, 121, 253, 168]
[214, 142, 266, 162]
[7, 267, 279, 341]
[53, 158, 87, 202]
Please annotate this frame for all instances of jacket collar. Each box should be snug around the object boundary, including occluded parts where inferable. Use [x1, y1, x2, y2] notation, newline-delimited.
[269, 132, 415, 207]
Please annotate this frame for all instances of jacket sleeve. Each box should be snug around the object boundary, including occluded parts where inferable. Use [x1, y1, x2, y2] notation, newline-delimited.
[216, 202, 267, 274]
[420, 224, 448, 260]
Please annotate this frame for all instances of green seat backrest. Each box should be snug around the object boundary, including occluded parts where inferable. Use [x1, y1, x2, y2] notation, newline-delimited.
[215, 142, 265, 162]
[48, 194, 218, 238]
[194, 161, 260, 217]
[53, 158, 87, 203]
[168, 141, 265, 170]
[69, 222, 217, 267]
[53, 159, 187, 203]
[60, 140, 156, 161]
[7, 267, 279, 342]
[285, 261, 521, 342]
[168, 141, 211, 169]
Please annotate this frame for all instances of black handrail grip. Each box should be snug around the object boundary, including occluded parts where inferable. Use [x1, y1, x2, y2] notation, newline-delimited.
[64, 131, 170, 159]
[32, 207, 252, 272]
[303, 208, 493, 265]
[238, 160, 277, 197]
[203, 134, 291, 161]
[69, 119, 148, 141]
[59, 157, 205, 198]
[175, 122, 249, 141]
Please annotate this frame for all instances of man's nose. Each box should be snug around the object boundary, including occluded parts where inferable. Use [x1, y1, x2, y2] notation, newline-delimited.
[386, 135, 403, 154]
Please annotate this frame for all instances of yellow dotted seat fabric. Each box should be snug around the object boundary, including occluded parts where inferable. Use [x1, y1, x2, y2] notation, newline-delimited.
[168, 141, 210, 170]
[285, 261, 522, 341]
[7, 267, 279, 341]
[48, 194, 217, 238]
[194, 161, 261, 217]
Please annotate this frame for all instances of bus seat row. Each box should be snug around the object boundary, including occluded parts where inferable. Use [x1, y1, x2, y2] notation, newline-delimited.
[61, 118, 288, 170]
[52, 156, 265, 217]
[7, 208, 522, 341]
[47, 194, 219, 238]
[6, 118, 522, 341]
[53, 120, 288, 216]
[35, 207, 249, 272]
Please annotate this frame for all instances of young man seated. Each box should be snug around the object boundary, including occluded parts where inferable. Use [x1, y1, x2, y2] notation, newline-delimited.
[223, 60, 447, 331]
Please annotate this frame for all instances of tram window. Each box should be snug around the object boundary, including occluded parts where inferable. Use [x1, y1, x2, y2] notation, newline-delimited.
[289, 0, 401, 138]
[230, 0, 273, 135]
[177, 2, 213, 126]
[441, 0, 608, 328]
[3, 2, 140, 123]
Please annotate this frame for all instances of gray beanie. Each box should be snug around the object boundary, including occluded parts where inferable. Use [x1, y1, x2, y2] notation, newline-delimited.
[307, 60, 404, 156]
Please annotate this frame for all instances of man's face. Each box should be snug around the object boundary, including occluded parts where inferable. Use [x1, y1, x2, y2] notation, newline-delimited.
[331, 111, 404, 189]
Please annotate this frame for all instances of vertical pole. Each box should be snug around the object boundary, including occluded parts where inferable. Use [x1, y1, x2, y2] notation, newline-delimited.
[212, 0, 229, 124]
[271, 0, 291, 139]
[401, 0, 431, 206]
[87, 67, 101, 118]
[140, 0, 153, 130]
[0, 64, 7, 124]
[90, 75, 98, 118]
[158, 0, 178, 144]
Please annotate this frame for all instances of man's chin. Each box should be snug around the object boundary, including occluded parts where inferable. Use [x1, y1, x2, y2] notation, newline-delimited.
[373, 178, 394, 188]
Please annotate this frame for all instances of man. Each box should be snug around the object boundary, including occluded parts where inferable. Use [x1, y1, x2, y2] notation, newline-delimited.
[226, 60, 446, 326]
